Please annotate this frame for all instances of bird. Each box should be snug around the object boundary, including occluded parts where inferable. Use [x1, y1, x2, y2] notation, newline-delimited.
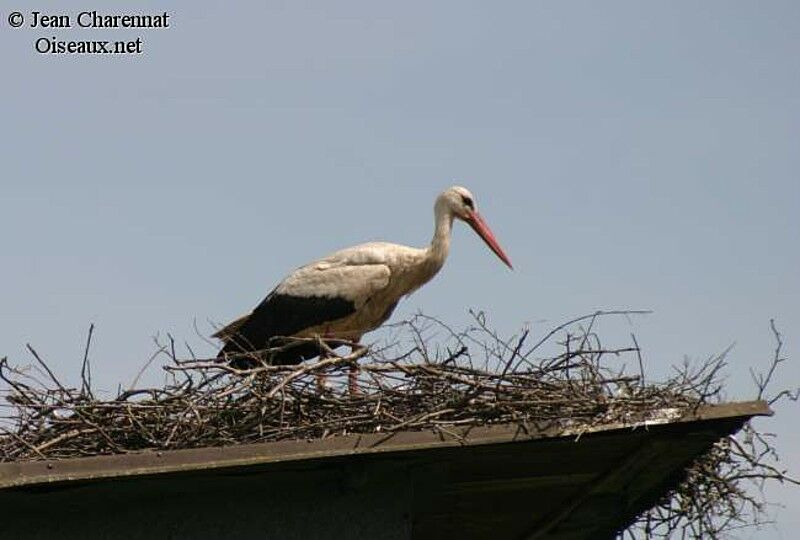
[214, 186, 512, 375]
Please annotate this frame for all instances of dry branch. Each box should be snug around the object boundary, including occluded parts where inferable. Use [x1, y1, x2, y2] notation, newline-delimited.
[0, 312, 797, 539]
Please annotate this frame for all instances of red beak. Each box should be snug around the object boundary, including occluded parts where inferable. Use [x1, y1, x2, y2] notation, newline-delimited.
[466, 210, 513, 269]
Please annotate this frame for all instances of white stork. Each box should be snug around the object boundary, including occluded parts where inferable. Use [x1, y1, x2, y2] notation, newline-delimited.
[215, 186, 512, 372]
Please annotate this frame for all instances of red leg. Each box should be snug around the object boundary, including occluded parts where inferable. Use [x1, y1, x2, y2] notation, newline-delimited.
[348, 336, 363, 396]
[315, 328, 333, 393]
[315, 361, 329, 393]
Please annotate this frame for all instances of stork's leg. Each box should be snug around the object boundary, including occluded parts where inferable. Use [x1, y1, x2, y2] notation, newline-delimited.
[315, 354, 329, 393]
[315, 330, 332, 394]
[348, 336, 363, 396]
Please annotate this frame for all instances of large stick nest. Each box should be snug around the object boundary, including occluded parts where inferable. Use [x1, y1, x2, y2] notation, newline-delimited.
[1, 311, 797, 538]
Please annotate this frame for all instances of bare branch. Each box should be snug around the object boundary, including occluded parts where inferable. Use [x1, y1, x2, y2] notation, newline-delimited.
[1, 313, 796, 539]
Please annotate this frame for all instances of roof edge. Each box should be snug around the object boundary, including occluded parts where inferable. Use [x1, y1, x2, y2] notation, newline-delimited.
[0, 400, 771, 490]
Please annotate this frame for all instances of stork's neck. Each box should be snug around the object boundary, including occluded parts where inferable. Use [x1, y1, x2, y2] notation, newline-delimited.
[426, 202, 453, 268]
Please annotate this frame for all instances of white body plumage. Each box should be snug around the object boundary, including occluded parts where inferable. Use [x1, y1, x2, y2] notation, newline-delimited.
[216, 186, 511, 365]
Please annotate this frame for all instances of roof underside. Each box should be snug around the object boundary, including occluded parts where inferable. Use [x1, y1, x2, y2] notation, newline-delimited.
[0, 401, 770, 540]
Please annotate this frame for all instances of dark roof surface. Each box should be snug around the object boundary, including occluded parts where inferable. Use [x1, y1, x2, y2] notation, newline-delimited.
[0, 400, 770, 539]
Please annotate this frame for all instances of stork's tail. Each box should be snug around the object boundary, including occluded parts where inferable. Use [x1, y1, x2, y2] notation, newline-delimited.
[212, 314, 250, 342]
[214, 314, 259, 369]
[217, 341, 259, 369]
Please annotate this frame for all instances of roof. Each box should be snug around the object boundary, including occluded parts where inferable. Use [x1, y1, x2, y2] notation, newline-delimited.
[0, 400, 770, 539]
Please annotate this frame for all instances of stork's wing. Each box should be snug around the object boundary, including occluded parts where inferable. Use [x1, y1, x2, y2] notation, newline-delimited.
[215, 262, 391, 359]
[275, 260, 392, 308]
[211, 313, 249, 341]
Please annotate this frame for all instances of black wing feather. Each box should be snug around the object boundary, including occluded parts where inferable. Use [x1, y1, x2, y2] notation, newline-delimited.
[219, 292, 356, 367]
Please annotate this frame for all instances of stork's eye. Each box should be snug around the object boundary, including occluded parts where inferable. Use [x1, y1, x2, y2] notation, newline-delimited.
[461, 195, 474, 209]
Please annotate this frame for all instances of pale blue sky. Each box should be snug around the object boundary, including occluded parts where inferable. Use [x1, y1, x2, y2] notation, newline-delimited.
[2, 1, 798, 536]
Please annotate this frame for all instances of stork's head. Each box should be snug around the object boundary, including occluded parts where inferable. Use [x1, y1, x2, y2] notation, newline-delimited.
[438, 186, 513, 269]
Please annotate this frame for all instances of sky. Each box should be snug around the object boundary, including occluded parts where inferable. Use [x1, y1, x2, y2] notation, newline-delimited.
[1, 1, 798, 536]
